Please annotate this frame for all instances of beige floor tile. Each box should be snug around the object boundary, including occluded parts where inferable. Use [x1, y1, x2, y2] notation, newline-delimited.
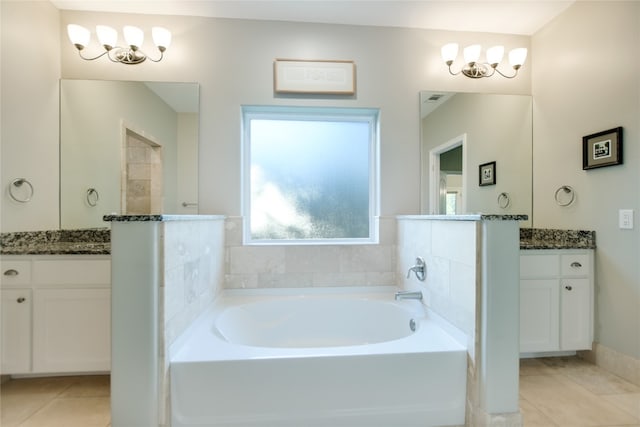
[0, 377, 73, 396]
[18, 397, 110, 427]
[519, 396, 558, 426]
[520, 358, 557, 376]
[0, 393, 54, 427]
[602, 393, 640, 420]
[520, 374, 640, 426]
[547, 358, 640, 395]
[59, 375, 110, 398]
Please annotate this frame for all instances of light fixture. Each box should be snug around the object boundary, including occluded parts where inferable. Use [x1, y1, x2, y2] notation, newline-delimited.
[441, 43, 527, 79]
[67, 24, 171, 65]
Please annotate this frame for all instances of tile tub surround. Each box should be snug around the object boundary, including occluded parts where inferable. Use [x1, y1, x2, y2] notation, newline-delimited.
[397, 214, 522, 424]
[520, 227, 596, 249]
[0, 228, 110, 255]
[105, 214, 225, 427]
[223, 215, 398, 289]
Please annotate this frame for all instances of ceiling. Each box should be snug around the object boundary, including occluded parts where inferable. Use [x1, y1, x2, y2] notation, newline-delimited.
[51, 0, 574, 36]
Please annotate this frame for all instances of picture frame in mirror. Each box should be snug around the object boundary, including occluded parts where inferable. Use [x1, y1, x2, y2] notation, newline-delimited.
[479, 161, 496, 186]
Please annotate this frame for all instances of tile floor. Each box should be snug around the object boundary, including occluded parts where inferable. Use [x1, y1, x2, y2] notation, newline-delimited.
[520, 357, 640, 426]
[0, 357, 638, 426]
[0, 375, 110, 427]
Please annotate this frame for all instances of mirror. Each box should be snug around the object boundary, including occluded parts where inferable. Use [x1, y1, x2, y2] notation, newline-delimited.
[60, 80, 199, 229]
[420, 91, 532, 227]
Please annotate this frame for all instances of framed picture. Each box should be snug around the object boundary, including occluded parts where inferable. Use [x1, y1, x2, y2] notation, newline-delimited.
[479, 161, 496, 186]
[274, 59, 356, 95]
[582, 127, 623, 170]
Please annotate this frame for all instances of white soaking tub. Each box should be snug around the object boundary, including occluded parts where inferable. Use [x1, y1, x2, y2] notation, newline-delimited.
[170, 287, 467, 427]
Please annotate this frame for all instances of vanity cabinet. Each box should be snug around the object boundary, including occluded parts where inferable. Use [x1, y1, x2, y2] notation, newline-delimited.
[0, 255, 111, 374]
[1, 289, 32, 373]
[519, 250, 594, 354]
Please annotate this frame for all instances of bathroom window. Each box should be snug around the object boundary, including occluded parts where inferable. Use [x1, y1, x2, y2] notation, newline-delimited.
[242, 106, 379, 244]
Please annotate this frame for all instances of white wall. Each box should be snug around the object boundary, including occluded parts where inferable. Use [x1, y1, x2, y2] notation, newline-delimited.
[1, 1, 60, 231]
[532, 2, 640, 360]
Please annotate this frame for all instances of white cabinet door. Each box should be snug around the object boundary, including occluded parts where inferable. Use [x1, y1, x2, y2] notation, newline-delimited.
[561, 278, 592, 351]
[1, 289, 32, 373]
[33, 288, 111, 373]
[520, 279, 560, 353]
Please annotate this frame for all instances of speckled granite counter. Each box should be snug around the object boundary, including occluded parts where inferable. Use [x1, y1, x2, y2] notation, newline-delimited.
[0, 228, 110, 255]
[396, 214, 529, 221]
[103, 214, 226, 222]
[520, 228, 596, 250]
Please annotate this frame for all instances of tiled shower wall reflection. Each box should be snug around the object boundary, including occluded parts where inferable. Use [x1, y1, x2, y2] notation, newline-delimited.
[223, 216, 397, 288]
[125, 132, 163, 215]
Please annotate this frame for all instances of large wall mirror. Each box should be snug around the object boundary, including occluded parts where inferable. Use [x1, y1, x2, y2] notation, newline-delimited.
[420, 91, 532, 227]
[60, 80, 199, 229]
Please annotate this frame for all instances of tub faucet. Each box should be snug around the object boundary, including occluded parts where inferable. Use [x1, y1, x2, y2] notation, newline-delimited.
[406, 257, 426, 281]
[395, 290, 423, 301]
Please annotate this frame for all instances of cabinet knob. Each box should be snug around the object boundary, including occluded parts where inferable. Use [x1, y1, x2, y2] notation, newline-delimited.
[3, 269, 19, 276]
[16, 297, 26, 303]
[565, 285, 573, 291]
[570, 262, 582, 268]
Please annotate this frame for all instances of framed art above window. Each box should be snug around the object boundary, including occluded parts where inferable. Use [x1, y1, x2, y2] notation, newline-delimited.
[273, 59, 356, 95]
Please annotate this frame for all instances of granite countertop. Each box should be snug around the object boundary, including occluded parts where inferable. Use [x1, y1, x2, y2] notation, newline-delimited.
[519, 228, 596, 250]
[0, 228, 111, 255]
[103, 214, 226, 222]
[0, 224, 596, 255]
[397, 214, 529, 222]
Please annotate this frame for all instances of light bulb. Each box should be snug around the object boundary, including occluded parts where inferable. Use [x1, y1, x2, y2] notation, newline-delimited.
[486, 46, 504, 67]
[441, 43, 459, 65]
[152, 27, 171, 51]
[508, 48, 528, 69]
[67, 24, 90, 50]
[123, 25, 144, 49]
[463, 44, 481, 65]
[96, 25, 117, 50]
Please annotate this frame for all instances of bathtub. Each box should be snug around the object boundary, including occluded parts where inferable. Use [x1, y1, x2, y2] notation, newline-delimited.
[170, 286, 467, 427]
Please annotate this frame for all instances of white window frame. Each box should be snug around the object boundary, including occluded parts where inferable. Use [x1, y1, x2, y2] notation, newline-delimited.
[241, 105, 380, 245]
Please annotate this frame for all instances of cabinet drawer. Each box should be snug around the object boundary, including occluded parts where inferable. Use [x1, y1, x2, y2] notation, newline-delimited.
[33, 259, 110, 285]
[561, 254, 590, 277]
[520, 254, 559, 277]
[1, 261, 32, 286]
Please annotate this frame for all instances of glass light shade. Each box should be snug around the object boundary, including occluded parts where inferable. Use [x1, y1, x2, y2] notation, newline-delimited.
[463, 44, 481, 65]
[441, 43, 459, 63]
[67, 24, 90, 49]
[96, 25, 118, 49]
[486, 45, 504, 66]
[123, 25, 144, 49]
[508, 48, 528, 67]
[152, 27, 171, 50]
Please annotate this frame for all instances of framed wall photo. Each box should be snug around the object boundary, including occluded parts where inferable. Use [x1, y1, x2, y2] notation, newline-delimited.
[582, 127, 623, 170]
[479, 161, 496, 186]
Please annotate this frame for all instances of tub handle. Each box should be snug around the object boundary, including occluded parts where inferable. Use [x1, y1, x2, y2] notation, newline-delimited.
[406, 257, 426, 281]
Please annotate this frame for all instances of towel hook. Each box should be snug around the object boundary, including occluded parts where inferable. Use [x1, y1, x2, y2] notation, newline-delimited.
[554, 185, 575, 207]
[9, 178, 34, 203]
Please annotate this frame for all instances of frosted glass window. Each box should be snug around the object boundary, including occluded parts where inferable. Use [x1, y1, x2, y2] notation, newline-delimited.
[242, 106, 379, 244]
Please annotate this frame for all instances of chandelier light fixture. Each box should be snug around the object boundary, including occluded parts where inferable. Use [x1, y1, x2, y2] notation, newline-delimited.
[441, 43, 527, 79]
[67, 24, 171, 65]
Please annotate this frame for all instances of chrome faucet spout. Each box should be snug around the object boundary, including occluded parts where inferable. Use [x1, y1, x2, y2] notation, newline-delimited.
[395, 290, 423, 301]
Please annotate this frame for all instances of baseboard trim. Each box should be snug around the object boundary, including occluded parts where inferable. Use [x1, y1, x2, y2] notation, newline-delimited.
[579, 342, 640, 387]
